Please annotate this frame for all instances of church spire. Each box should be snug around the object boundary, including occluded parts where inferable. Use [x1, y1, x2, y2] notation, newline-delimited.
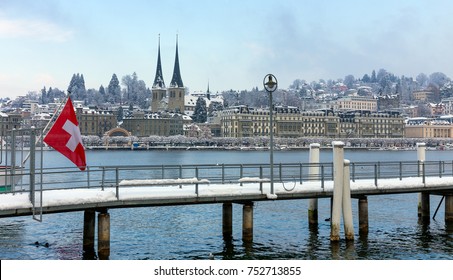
[170, 34, 184, 88]
[206, 80, 211, 100]
[153, 34, 166, 88]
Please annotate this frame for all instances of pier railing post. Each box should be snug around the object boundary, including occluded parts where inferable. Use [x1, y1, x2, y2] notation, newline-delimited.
[222, 164, 225, 184]
[374, 164, 378, 187]
[195, 167, 199, 195]
[28, 129, 35, 203]
[179, 165, 182, 188]
[259, 165, 263, 193]
[321, 164, 325, 189]
[101, 167, 105, 191]
[240, 164, 243, 186]
[422, 162, 426, 184]
[86, 166, 90, 188]
[115, 168, 119, 199]
[299, 163, 303, 184]
[439, 161, 442, 178]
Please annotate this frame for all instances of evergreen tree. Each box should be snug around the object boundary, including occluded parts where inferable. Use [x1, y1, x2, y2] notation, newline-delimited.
[79, 74, 87, 100]
[99, 85, 106, 103]
[371, 70, 377, 83]
[40, 86, 47, 104]
[107, 74, 121, 104]
[117, 106, 124, 122]
[193, 97, 207, 123]
[67, 73, 87, 100]
[362, 74, 371, 83]
[208, 101, 224, 117]
[46, 87, 55, 103]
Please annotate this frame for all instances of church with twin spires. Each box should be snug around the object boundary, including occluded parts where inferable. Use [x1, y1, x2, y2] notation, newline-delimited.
[150, 36, 185, 113]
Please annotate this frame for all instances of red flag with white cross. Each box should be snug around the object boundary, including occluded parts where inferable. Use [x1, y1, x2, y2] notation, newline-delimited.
[43, 97, 87, 171]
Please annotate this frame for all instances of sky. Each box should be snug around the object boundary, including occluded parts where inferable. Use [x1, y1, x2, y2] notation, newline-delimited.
[1, 0, 453, 99]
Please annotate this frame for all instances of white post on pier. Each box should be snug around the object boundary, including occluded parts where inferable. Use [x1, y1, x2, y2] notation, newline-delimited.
[308, 143, 320, 226]
[417, 142, 430, 222]
[417, 142, 426, 164]
[331, 141, 344, 241]
[343, 159, 354, 240]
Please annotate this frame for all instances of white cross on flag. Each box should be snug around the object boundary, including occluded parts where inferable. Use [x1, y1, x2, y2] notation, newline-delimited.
[44, 97, 87, 171]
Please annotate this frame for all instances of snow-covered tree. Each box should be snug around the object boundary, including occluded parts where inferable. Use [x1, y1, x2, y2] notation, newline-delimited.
[121, 72, 149, 108]
[67, 73, 86, 100]
[107, 74, 121, 104]
[193, 97, 207, 123]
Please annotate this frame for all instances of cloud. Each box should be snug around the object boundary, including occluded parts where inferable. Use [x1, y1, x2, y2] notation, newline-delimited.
[33, 73, 57, 87]
[0, 17, 73, 42]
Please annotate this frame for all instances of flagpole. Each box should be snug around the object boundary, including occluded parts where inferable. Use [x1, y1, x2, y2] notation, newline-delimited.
[21, 92, 72, 167]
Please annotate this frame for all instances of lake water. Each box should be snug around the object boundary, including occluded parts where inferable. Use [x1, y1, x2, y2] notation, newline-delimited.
[0, 148, 452, 260]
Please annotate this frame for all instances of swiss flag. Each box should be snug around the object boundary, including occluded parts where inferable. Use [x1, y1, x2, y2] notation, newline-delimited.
[44, 97, 87, 171]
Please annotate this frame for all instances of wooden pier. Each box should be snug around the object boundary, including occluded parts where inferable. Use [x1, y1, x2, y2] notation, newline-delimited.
[1, 142, 453, 259]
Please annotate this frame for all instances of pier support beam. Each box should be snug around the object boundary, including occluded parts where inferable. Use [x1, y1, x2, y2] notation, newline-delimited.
[242, 202, 254, 242]
[222, 203, 233, 239]
[419, 192, 430, 224]
[308, 143, 320, 226]
[446, 195, 453, 232]
[98, 209, 110, 260]
[358, 196, 369, 236]
[331, 141, 344, 242]
[83, 210, 96, 254]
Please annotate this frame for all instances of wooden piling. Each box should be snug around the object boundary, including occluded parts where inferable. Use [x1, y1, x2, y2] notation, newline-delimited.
[98, 210, 110, 260]
[222, 203, 233, 238]
[331, 141, 344, 242]
[446, 195, 453, 232]
[308, 143, 320, 226]
[242, 202, 254, 242]
[83, 210, 95, 252]
[358, 196, 369, 236]
[419, 192, 430, 224]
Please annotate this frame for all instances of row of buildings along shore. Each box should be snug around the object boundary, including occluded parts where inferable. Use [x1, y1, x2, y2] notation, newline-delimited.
[3, 97, 453, 140]
[2, 38, 453, 140]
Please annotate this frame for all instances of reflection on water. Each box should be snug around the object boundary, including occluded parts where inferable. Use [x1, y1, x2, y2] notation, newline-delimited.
[1, 196, 453, 260]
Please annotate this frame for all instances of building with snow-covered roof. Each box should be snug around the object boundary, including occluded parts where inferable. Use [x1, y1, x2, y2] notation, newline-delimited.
[75, 106, 116, 136]
[0, 112, 22, 135]
[184, 86, 224, 117]
[334, 96, 377, 112]
[120, 112, 184, 137]
[404, 115, 453, 138]
[221, 105, 404, 138]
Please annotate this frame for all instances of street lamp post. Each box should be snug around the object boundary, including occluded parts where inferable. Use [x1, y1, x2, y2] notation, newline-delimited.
[263, 74, 278, 195]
